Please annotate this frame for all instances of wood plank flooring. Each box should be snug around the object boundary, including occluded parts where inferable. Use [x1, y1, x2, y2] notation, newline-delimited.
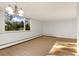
[0, 36, 77, 56]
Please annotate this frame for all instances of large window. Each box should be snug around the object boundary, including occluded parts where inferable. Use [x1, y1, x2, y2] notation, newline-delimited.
[5, 4, 30, 31]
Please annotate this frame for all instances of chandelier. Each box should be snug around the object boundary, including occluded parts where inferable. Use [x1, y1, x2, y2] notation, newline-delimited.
[5, 3, 24, 17]
[5, 3, 25, 22]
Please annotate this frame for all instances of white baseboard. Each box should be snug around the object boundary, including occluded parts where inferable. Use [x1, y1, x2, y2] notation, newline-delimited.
[0, 34, 76, 49]
[0, 34, 42, 49]
[43, 34, 77, 39]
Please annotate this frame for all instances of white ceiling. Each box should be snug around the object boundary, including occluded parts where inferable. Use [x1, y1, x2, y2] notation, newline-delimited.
[0, 2, 77, 21]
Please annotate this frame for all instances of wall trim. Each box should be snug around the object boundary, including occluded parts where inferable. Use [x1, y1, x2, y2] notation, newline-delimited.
[0, 34, 42, 49]
[0, 34, 76, 49]
[43, 34, 77, 40]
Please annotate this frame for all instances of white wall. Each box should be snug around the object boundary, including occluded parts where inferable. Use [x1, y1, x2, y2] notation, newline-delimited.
[43, 19, 77, 39]
[0, 18, 77, 46]
[0, 19, 43, 45]
[0, 13, 4, 32]
[77, 3, 79, 55]
[77, 18, 79, 55]
[0, 12, 77, 49]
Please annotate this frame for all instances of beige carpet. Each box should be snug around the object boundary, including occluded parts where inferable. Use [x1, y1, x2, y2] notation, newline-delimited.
[0, 36, 77, 56]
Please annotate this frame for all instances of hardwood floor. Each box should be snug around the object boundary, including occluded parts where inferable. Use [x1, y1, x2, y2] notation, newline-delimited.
[0, 36, 77, 56]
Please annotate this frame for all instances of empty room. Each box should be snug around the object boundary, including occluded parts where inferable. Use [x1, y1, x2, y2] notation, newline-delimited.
[0, 2, 77, 56]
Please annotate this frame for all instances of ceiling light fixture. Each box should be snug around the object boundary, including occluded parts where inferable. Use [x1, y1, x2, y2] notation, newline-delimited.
[5, 2, 24, 17]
